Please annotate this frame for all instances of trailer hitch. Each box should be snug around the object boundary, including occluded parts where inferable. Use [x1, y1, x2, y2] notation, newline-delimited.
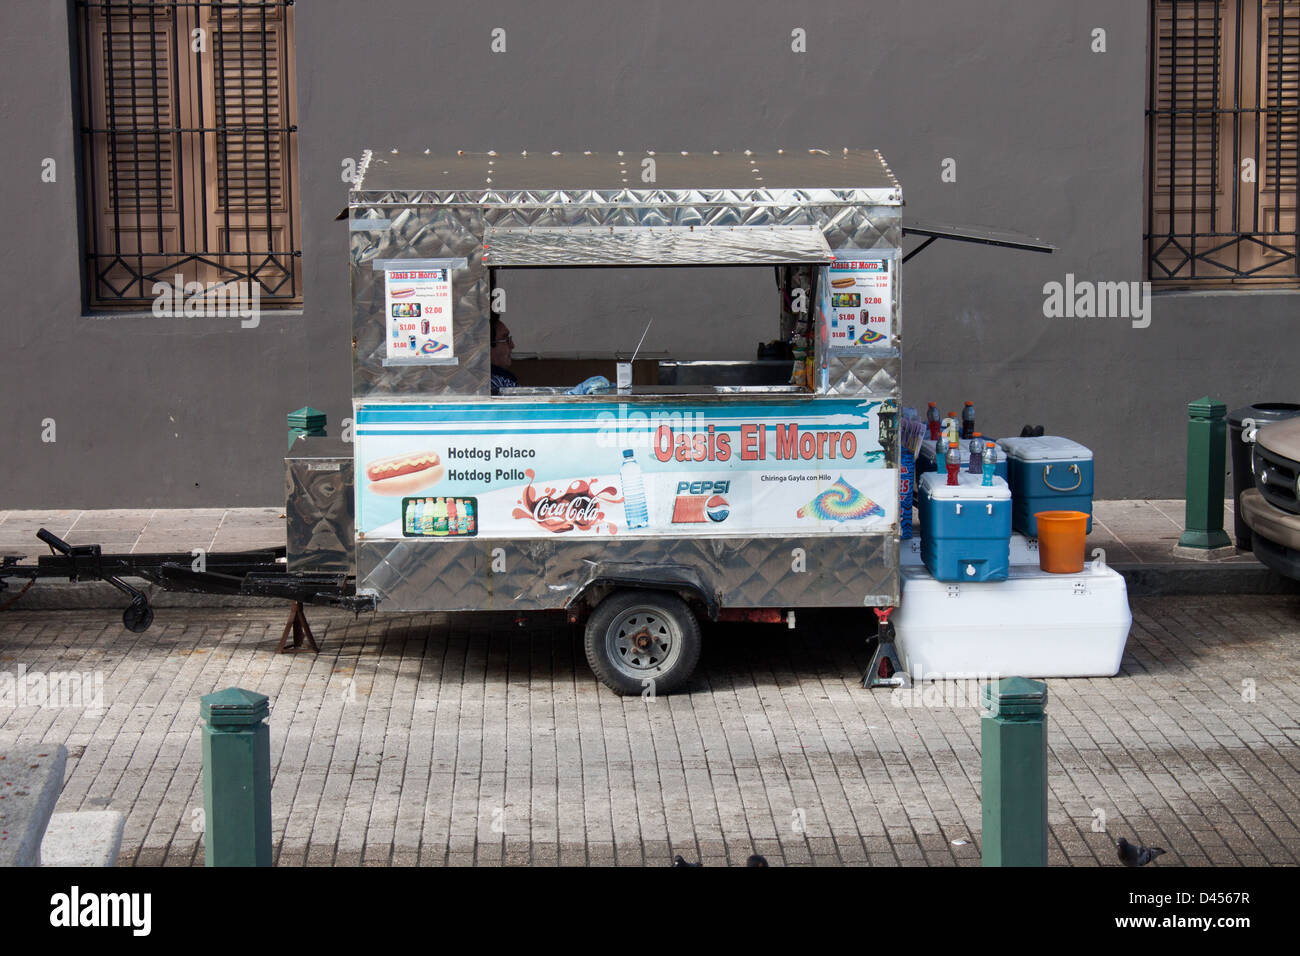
[35, 528, 155, 633]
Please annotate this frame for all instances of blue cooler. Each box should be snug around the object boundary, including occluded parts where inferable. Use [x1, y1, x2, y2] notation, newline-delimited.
[916, 472, 1012, 582]
[996, 436, 1094, 537]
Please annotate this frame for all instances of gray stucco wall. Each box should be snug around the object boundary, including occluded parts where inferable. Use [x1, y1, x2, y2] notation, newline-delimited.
[1, 0, 1295, 507]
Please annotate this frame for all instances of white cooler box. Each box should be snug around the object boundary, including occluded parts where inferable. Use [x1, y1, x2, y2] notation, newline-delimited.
[895, 563, 1132, 679]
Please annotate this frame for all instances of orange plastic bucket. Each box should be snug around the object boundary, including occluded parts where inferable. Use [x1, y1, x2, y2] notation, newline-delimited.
[1035, 510, 1089, 573]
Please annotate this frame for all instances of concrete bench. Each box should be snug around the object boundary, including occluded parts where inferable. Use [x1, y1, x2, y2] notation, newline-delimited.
[0, 745, 66, 867]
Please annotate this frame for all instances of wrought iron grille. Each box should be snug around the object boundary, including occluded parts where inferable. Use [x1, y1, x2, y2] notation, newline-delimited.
[1146, 0, 1299, 284]
[75, 0, 301, 308]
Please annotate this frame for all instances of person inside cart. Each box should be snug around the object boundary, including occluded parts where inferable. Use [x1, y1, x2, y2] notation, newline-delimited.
[490, 316, 518, 394]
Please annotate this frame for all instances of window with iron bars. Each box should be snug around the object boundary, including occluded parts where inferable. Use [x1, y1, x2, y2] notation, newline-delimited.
[1146, 0, 1299, 285]
[75, 0, 301, 310]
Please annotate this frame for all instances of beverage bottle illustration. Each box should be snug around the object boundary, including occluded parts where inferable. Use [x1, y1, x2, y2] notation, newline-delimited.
[465, 499, 476, 534]
[968, 433, 984, 474]
[421, 498, 435, 535]
[446, 497, 458, 535]
[433, 498, 448, 536]
[407, 499, 423, 535]
[621, 449, 650, 530]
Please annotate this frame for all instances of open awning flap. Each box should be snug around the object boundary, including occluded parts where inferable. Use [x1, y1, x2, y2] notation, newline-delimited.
[483, 224, 834, 267]
[902, 218, 1055, 254]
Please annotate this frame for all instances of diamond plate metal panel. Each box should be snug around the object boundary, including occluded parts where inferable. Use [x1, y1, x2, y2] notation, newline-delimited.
[358, 534, 899, 612]
[285, 441, 354, 574]
[825, 354, 901, 397]
[483, 225, 833, 267]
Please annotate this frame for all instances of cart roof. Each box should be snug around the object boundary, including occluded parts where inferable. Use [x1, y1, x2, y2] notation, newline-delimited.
[353, 148, 900, 195]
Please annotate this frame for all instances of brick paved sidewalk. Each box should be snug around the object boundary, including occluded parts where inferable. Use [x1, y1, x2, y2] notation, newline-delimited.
[1, 594, 1297, 866]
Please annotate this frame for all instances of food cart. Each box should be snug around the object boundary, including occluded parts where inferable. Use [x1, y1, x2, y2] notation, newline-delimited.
[3, 148, 1057, 693]
[346, 149, 906, 693]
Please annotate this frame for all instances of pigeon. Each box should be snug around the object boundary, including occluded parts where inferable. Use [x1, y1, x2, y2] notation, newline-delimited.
[746, 854, 769, 867]
[672, 855, 702, 867]
[1117, 837, 1165, 867]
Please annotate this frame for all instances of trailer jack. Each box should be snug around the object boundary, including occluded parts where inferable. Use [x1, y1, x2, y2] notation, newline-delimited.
[36, 530, 156, 633]
[864, 606, 909, 689]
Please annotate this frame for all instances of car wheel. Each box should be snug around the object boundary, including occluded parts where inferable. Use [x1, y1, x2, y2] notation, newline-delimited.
[584, 590, 701, 696]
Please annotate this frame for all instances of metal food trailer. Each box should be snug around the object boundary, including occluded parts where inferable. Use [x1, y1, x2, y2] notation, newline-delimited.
[3, 148, 1056, 693]
[346, 148, 905, 694]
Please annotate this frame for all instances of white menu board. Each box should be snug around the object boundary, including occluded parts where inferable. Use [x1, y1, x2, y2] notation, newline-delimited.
[384, 265, 455, 364]
[826, 255, 892, 349]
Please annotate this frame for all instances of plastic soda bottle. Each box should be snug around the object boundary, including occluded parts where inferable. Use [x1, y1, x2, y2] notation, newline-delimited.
[946, 442, 961, 486]
[961, 401, 976, 440]
[621, 449, 650, 529]
[982, 442, 997, 486]
[926, 402, 941, 441]
[968, 432, 984, 474]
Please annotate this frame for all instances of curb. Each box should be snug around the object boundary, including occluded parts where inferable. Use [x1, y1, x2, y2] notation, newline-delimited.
[1113, 562, 1300, 597]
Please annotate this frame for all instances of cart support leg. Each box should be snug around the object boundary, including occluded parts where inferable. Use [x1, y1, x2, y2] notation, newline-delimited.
[277, 601, 319, 654]
[864, 607, 909, 688]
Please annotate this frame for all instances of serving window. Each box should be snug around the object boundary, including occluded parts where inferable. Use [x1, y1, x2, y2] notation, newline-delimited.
[483, 225, 832, 395]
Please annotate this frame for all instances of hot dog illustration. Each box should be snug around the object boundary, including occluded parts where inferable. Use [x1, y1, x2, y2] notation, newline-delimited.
[831, 276, 857, 289]
[365, 450, 445, 495]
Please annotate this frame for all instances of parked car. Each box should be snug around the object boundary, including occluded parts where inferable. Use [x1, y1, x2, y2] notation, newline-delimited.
[1239, 417, 1300, 578]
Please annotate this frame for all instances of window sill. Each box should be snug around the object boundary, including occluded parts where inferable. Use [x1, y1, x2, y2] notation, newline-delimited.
[81, 310, 306, 320]
[1150, 287, 1300, 299]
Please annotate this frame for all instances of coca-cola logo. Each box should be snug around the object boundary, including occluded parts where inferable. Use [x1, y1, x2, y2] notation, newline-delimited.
[512, 470, 624, 534]
[531, 494, 605, 525]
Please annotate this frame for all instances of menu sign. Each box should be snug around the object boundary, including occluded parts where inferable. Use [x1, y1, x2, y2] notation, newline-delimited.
[384, 267, 455, 363]
[826, 257, 891, 349]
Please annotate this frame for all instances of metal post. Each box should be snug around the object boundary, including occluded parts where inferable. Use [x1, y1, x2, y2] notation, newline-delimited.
[981, 677, 1047, 867]
[200, 687, 272, 867]
[1178, 396, 1232, 550]
[287, 406, 327, 450]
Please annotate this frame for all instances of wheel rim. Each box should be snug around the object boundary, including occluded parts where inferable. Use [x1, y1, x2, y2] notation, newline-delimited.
[604, 604, 683, 680]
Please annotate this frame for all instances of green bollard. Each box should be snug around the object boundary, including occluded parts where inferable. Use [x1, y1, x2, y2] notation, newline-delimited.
[981, 677, 1048, 867]
[1178, 396, 1232, 550]
[200, 687, 272, 867]
[287, 406, 327, 451]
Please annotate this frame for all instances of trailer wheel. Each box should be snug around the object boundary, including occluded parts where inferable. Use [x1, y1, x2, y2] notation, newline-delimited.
[584, 590, 701, 696]
[122, 597, 154, 633]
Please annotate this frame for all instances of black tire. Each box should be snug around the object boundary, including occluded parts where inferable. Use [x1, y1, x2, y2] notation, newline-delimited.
[583, 590, 701, 696]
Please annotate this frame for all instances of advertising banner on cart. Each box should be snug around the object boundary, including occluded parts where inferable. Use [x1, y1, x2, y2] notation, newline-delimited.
[825, 254, 892, 349]
[355, 399, 897, 540]
[383, 266, 455, 364]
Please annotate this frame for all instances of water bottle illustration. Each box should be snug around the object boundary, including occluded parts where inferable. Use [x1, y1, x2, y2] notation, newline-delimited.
[621, 449, 650, 530]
